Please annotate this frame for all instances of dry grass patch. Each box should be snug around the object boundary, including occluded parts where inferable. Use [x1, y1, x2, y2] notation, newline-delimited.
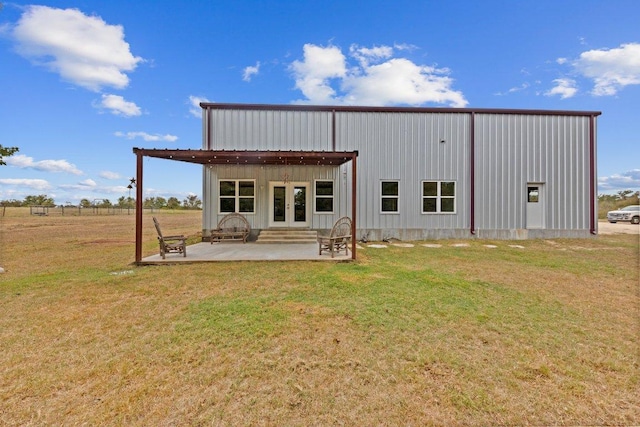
[1, 209, 638, 425]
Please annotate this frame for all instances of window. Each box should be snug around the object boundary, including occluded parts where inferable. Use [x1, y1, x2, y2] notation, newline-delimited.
[422, 181, 456, 213]
[219, 180, 255, 213]
[381, 181, 399, 213]
[314, 180, 334, 213]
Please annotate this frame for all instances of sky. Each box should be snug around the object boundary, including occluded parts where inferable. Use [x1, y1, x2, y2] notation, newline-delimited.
[0, 0, 639, 205]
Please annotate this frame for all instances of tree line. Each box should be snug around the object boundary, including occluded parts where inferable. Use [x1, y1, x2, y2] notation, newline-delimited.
[0, 194, 202, 210]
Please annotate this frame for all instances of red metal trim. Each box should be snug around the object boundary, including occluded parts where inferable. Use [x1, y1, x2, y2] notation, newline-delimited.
[589, 115, 597, 235]
[135, 151, 143, 264]
[200, 102, 601, 118]
[470, 112, 476, 235]
[351, 152, 357, 260]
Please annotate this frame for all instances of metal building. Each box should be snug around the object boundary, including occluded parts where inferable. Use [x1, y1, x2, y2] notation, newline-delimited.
[194, 103, 600, 241]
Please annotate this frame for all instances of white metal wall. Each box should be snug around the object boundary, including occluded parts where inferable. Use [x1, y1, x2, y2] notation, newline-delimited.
[474, 114, 593, 233]
[334, 112, 470, 239]
[202, 106, 596, 239]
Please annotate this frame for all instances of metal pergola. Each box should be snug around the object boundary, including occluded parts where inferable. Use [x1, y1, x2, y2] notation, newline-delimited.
[132, 148, 359, 263]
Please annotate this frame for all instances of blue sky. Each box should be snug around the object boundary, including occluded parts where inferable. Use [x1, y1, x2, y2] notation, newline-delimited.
[0, 0, 638, 205]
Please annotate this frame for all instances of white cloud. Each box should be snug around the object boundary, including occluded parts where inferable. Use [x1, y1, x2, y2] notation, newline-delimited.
[5, 154, 83, 175]
[97, 94, 141, 116]
[99, 171, 121, 180]
[289, 43, 467, 107]
[573, 42, 640, 96]
[243, 62, 260, 82]
[349, 44, 393, 67]
[290, 44, 347, 104]
[598, 169, 640, 192]
[0, 178, 51, 191]
[79, 179, 97, 187]
[545, 78, 578, 99]
[11, 5, 143, 91]
[115, 131, 178, 142]
[188, 95, 210, 118]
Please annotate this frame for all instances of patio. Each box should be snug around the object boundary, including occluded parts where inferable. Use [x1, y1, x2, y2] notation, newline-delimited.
[140, 242, 353, 264]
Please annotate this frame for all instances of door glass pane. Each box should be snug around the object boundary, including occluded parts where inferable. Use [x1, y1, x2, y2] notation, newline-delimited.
[528, 187, 539, 203]
[293, 187, 306, 222]
[273, 186, 286, 222]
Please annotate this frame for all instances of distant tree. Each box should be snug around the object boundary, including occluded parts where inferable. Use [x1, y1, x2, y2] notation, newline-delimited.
[0, 144, 19, 166]
[183, 194, 202, 210]
[0, 199, 23, 207]
[143, 197, 165, 209]
[167, 197, 181, 210]
[24, 194, 55, 206]
[80, 198, 92, 208]
[117, 196, 135, 208]
[100, 199, 113, 208]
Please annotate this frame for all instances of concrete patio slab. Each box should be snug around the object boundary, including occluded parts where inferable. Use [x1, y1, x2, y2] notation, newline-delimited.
[140, 242, 352, 264]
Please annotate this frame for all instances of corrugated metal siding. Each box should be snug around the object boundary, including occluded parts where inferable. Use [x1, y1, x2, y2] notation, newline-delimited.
[475, 114, 592, 231]
[206, 109, 333, 151]
[335, 112, 470, 234]
[203, 165, 343, 231]
[202, 106, 595, 239]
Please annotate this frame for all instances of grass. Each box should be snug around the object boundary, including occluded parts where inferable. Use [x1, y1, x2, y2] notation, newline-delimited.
[0, 208, 638, 425]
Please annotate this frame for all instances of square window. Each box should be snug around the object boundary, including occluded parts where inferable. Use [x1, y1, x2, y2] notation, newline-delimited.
[422, 181, 456, 214]
[218, 180, 255, 214]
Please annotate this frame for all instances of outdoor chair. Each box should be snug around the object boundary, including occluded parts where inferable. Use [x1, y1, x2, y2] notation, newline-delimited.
[210, 213, 251, 243]
[152, 216, 187, 259]
[318, 216, 352, 258]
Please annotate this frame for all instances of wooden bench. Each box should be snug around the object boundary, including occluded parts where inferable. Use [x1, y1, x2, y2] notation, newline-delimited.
[318, 216, 352, 258]
[210, 213, 250, 243]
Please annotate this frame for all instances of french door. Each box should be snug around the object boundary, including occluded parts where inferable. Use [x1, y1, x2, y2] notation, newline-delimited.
[268, 182, 310, 228]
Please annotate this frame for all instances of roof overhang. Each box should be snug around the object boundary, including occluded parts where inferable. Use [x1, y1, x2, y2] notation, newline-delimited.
[132, 148, 357, 166]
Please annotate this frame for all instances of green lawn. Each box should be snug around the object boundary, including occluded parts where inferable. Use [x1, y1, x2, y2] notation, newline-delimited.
[0, 209, 638, 425]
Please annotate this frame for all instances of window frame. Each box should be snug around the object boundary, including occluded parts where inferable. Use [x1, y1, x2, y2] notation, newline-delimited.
[380, 180, 400, 214]
[314, 179, 335, 214]
[421, 180, 456, 214]
[218, 179, 256, 214]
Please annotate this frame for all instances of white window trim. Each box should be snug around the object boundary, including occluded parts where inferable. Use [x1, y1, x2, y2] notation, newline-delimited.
[314, 179, 334, 214]
[421, 180, 456, 214]
[218, 179, 256, 214]
[380, 180, 400, 214]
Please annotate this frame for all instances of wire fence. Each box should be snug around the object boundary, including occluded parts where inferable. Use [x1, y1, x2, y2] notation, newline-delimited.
[26, 206, 169, 216]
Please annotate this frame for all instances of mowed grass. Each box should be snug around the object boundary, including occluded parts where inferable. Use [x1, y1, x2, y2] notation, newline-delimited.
[0, 208, 638, 425]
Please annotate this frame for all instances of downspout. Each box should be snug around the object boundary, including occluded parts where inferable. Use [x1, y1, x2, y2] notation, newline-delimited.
[135, 149, 144, 264]
[470, 112, 476, 235]
[589, 115, 597, 235]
